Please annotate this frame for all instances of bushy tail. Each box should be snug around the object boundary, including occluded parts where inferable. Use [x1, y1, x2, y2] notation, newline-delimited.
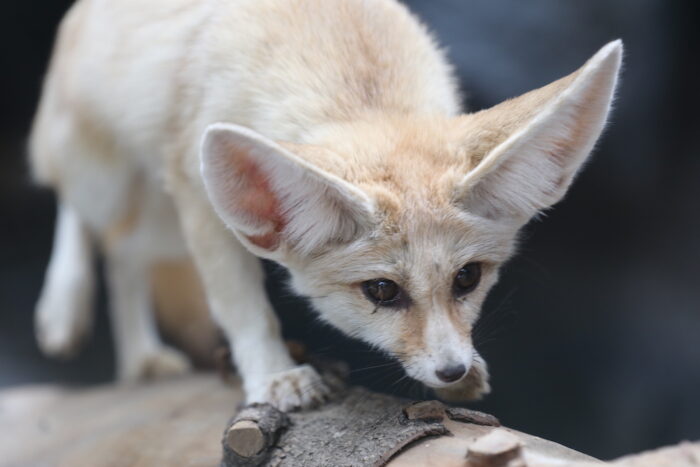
[35, 202, 95, 358]
[35, 204, 220, 364]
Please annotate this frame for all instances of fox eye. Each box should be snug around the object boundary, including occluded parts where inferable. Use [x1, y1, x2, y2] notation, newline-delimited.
[453, 262, 482, 297]
[361, 279, 407, 309]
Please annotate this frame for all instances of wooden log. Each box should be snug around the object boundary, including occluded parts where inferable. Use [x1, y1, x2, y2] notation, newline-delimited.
[222, 388, 450, 467]
[1, 374, 697, 467]
[221, 388, 596, 467]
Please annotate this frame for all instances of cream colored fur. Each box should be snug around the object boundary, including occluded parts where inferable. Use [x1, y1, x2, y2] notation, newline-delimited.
[30, 0, 622, 410]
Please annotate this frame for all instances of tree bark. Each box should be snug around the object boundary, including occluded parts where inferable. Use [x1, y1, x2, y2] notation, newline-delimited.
[223, 388, 454, 467]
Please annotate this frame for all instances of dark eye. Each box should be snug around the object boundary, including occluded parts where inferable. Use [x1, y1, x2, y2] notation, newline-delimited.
[361, 279, 407, 308]
[453, 262, 482, 297]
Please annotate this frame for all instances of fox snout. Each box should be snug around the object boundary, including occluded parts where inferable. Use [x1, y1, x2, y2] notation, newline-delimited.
[398, 309, 477, 388]
[400, 332, 492, 402]
[407, 346, 475, 389]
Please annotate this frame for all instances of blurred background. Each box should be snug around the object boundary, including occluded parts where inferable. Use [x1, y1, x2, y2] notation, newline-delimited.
[1, 0, 698, 460]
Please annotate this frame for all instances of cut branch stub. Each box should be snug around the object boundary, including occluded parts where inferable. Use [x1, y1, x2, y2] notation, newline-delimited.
[226, 420, 265, 457]
[466, 428, 525, 467]
[222, 403, 290, 466]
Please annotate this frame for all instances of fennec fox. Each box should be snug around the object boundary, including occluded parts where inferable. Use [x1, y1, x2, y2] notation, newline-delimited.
[30, 0, 622, 410]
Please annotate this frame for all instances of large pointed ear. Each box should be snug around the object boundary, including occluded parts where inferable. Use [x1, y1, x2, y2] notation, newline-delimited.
[455, 40, 623, 223]
[200, 123, 375, 258]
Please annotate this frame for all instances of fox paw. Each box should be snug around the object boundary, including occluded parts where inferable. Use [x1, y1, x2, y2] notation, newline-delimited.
[435, 355, 491, 402]
[246, 364, 331, 411]
[119, 347, 192, 382]
[35, 286, 92, 359]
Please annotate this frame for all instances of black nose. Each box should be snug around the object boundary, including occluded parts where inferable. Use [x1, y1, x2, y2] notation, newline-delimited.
[435, 364, 466, 383]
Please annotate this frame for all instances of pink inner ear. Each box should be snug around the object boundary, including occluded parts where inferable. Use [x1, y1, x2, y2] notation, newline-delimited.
[225, 147, 287, 250]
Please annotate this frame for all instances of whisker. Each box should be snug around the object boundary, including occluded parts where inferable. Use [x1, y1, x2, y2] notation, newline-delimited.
[350, 362, 401, 374]
[473, 287, 519, 348]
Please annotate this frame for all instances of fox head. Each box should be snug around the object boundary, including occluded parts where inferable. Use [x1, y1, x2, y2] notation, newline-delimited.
[200, 42, 622, 398]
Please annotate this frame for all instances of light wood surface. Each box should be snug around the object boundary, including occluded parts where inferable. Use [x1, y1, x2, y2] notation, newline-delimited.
[0, 374, 240, 467]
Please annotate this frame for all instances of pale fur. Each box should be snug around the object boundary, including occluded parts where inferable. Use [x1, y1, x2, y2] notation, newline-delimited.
[30, 0, 622, 410]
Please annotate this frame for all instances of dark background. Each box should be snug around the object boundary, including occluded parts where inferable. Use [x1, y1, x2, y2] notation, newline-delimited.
[1, 0, 698, 460]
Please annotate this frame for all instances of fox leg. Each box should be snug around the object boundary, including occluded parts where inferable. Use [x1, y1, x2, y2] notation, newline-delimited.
[104, 249, 190, 381]
[171, 184, 329, 410]
[102, 178, 192, 382]
[35, 201, 95, 357]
